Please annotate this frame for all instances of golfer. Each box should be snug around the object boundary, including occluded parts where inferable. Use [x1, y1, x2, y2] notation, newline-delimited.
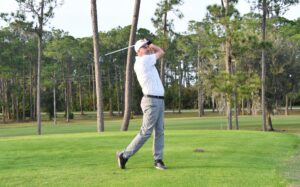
[117, 39, 166, 170]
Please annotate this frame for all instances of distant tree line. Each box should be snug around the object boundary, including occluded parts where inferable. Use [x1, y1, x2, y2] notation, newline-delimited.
[0, 0, 299, 132]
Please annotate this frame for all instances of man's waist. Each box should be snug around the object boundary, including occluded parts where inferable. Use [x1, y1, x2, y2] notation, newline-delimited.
[144, 95, 164, 99]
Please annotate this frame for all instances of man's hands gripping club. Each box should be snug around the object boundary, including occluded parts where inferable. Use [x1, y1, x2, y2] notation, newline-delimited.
[144, 38, 164, 60]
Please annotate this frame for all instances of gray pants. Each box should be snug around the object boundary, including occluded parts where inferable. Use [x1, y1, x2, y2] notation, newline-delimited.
[122, 97, 165, 161]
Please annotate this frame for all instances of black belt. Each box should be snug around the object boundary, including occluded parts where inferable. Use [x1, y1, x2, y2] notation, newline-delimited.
[144, 95, 164, 99]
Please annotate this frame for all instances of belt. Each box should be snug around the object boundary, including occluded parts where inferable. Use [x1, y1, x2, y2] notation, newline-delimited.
[144, 95, 164, 99]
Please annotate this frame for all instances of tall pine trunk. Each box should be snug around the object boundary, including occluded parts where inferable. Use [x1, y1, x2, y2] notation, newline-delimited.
[233, 60, 239, 129]
[197, 46, 204, 117]
[36, 29, 42, 135]
[285, 94, 288, 116]
[160, 0, 168, 86]
[178, 60, 182, 113]
[91, 0, 104, 132]
[22, 66, 26, 121]
[115, 65, 121, 116]
[65, 84, 69, 122]
[53, 75, 57, 125]
[222, 0, 233, 130]
[1, 79, 6, 123]
[108, 65, 113, 116]
[91, 63, 96, 111]
[30, 61, 33, 120]
[121, 0, 141, 131]
[261, 0, 267, 131]
[79, 83, 84, 115]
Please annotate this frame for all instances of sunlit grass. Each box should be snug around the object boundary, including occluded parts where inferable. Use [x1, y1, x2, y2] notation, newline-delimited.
[0, 130, 299, 186]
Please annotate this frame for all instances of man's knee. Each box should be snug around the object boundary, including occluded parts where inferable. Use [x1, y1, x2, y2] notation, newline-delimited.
[139, 127, 153, 138]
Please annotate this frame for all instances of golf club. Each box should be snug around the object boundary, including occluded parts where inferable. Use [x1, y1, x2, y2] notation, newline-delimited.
[104, 44, 135, 56]
[104, 39, 151, 57]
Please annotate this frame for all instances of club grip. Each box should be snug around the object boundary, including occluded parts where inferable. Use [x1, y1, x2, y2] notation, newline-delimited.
[145, 38, 152, 45]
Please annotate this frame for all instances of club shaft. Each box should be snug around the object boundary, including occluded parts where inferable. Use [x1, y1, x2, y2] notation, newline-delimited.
[104, 45, 135, 56]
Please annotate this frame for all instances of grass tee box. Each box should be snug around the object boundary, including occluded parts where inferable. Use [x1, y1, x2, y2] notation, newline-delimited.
[0, 130, 299, 187]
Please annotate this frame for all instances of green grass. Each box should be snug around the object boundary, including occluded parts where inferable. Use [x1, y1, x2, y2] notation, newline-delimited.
[0, 115, 299, 186]
[0, 115, 299, 137]
[0, 130, 299, 186]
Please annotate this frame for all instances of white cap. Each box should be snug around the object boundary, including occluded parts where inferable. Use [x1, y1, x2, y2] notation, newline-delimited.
[134, 39, 147, 53]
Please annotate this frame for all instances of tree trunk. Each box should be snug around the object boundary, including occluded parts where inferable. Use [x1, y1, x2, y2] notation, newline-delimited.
[69, 76, 72, 112]
[285, 94, 288, 116]
[36, 32, 42, 135]
[79, 83, 84, 115]
[4, 81, 9, 121]
[91, 0, 105, 132]
[160, 0, 168, 86]
[233, 57, 239, 130]
[53, 76, 57, 125]
[234, 91, 239, 130]
[172, 69, 176, 114]
[30, 62, 33, 120]
[91, 63, 96, 111]
[11, 86, 15, 121]
[247, 98, 251, 115]
[22, 67, 26, 121]
[197, 47, 204, 117]
[212, 95, 215, 113]
[222, 0, 232, 130]
[267, 113, 274, 131]
[16, 94, 19, 122]
[1, 79, 6, 123]
[241, 98, 244, 115]
[0, 79, 2, 123]
[65, 84, 69, 123]
[108, 64, 113, 117]
[178, 61, 182, 114]
[121, 0, 141, 131]
[289, 96, 292, 110]
[33, 77, 36, 120]
[261, 0, 267, 131]
[115, 65, 121, 116]
[36, 0, 45, 135]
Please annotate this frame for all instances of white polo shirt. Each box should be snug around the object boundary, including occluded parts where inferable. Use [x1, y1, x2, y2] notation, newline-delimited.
[134, 54, 164, 96]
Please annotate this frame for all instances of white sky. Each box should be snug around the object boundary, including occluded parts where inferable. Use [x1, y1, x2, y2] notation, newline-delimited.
[0, 0, 299, 38]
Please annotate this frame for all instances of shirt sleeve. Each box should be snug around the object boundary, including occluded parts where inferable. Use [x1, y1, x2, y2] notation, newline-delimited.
[143, 54, 156, 67]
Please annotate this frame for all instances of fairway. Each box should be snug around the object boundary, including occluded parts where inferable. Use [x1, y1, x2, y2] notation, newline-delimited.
[0, 123, 299, 186]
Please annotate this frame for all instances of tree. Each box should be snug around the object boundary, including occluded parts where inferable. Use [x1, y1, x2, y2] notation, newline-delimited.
[151, 0, 184, 85]
[188, 20, 218, 117]
[262, 17, 300, 129]
[206, 0, 239, 129]
[280, 18, 300, 115]
[16, 0, 62, 135]
[248, 0, 299, 131]
[44, 30, 78, 123]
[91, 0, 104, 132]
[121, 0, 141, 131]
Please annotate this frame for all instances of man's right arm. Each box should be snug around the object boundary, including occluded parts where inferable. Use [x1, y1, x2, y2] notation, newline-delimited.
[149, 44, 165, 60]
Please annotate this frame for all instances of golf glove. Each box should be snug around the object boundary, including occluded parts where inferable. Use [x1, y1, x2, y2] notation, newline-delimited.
[145, 38, 152, 45]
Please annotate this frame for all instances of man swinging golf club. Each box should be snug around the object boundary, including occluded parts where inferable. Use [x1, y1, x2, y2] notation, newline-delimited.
[117, 39, 167, 170]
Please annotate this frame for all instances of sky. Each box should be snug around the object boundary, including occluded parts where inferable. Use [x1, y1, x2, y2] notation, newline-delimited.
[0, 0, 299, 38]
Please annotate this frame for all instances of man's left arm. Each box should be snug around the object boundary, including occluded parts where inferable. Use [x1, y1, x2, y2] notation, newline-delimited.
[148, 44, 165, 60]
